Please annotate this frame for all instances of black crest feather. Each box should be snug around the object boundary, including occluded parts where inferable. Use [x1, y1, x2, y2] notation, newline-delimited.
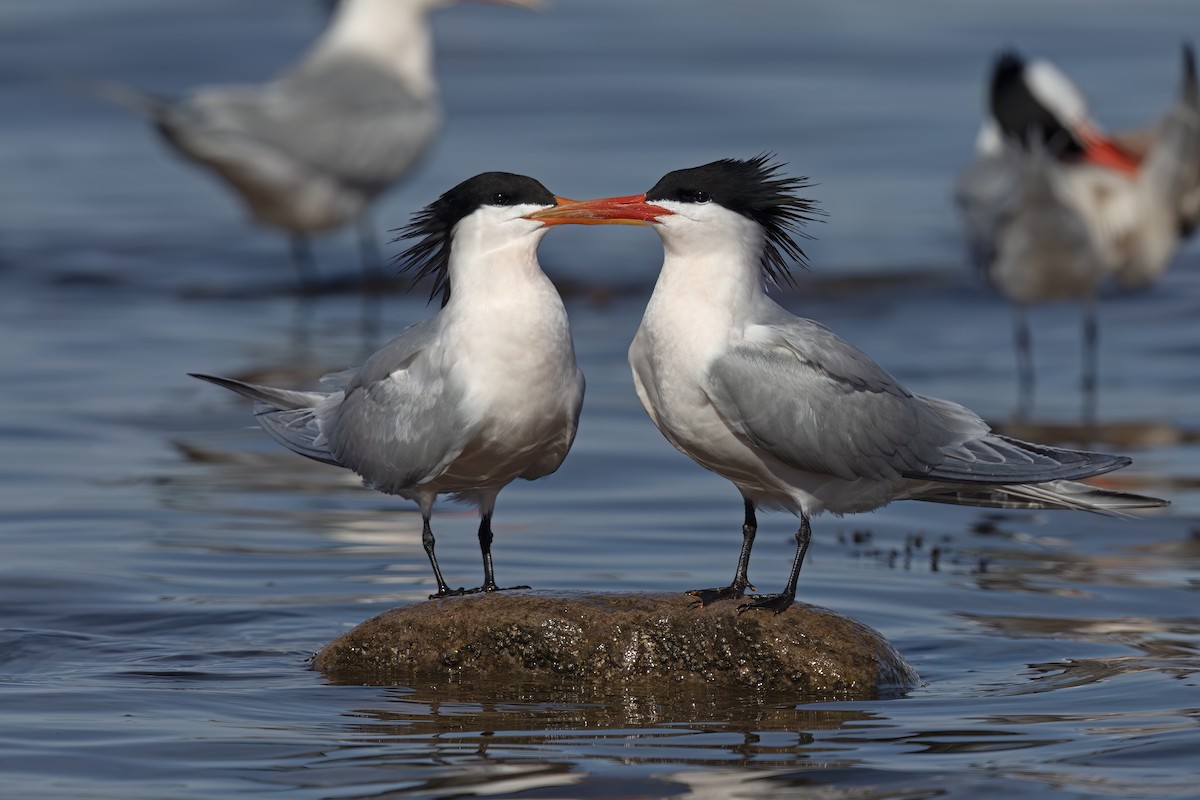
[391, 172, 556, 306]
[645, 153, 822, 287]
[988, 49, 1083, 159]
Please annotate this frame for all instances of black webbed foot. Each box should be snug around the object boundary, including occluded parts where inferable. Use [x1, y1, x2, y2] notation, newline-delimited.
[428, 586, 467, 600]
[687, 583, 753, 608]
[736, 592, 794, 616]
[463, 583, 531, 595]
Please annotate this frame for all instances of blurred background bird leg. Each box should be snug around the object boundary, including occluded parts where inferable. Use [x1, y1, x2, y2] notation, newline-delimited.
[1014, 304, 1034, 420]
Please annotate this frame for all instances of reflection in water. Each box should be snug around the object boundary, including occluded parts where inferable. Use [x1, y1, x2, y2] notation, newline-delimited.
[653, 767, 957, 800]
[168, 439, 363, 499]
[296, 680, 1155, 798]
[962, 613, 1200, 691]
[322, 682, 879, 779]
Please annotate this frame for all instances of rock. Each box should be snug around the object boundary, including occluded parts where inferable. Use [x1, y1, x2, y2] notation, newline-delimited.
[314, 591, 917, 697]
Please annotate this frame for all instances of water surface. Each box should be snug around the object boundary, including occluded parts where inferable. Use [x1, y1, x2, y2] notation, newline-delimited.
[1, 1, 1199, 797]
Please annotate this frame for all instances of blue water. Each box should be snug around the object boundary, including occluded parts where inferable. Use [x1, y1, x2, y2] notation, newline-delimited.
[2, 1, 1199, 797]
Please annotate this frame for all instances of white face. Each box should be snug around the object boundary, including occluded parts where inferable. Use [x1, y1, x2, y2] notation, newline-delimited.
[452, 203, 555, 256]
[649, 199, 764, 261]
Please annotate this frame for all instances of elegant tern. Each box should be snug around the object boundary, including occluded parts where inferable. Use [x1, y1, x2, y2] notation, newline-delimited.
[533, 155, 1167, 614]
[193, 171, 585, 597]
[92, 0, 538, 286]
[956, 45, 1200, 418]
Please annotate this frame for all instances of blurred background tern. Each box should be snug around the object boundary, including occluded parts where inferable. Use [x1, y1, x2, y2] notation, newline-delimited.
[955, 44, 1200, 421]
[84, 0, 539, 290]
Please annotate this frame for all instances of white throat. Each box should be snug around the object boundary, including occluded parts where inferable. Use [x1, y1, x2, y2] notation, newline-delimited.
[652, 207, 770, 317]
[445, 215, 551, 308]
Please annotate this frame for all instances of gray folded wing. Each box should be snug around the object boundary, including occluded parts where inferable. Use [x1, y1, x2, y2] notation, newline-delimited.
[954, 151, 1023, 272]
[319, 320, 477, 493]
[194, 318, 475, 493]
[161, 54, 439, 195]
[705, 314, 1127, 485]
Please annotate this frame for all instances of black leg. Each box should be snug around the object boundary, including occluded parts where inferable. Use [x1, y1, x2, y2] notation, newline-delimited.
[356, 214, 383, 287]
[422, 515, 464, 599]
[688, 497, 758, 607]
[289, 233, 318, 289]
[359, 289, 382, 356]
[465, 512, 530, 594]
[1082, 297, 1098, 426]
[737, 513, 812, 616]
[1014, 305, 1034, 421]
[290, 294, 315, 360]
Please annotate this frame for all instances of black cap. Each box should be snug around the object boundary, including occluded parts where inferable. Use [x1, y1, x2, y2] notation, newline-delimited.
[645, 154, 820, 285]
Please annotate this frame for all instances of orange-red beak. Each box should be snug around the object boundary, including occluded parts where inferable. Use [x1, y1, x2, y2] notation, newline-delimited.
[527, 194, 672, 226]
[1077, 125, 1142, 176]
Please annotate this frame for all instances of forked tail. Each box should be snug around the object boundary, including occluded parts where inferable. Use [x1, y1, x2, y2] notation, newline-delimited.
[189, 373, 340, 467]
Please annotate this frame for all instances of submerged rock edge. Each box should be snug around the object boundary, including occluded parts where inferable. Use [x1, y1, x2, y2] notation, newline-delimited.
[314, 592, 918, 695]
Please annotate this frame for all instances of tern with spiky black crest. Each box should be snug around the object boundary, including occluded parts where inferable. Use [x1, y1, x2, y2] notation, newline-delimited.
[192, 172, 585, 598]
[533, 155, 1167, 615]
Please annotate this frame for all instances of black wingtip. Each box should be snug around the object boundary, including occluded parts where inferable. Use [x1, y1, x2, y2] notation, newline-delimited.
[1182, 41, 1197, 103]
[188, 372, 247, 395]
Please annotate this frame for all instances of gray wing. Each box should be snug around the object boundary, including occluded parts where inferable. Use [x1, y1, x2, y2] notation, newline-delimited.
[163, 55, 438, 193]
[705, 313, 1127, 484]
[318, 319, 476, 493]
[954, 151, 1023, 272]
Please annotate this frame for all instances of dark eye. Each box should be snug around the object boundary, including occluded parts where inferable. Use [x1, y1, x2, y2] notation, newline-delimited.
[490, 192, 512, 205]
[682, 190, 711, 204]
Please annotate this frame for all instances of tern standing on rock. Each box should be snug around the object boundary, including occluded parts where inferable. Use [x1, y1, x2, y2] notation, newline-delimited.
[193, 172, 585, 598]
[533, 155, 1167, 615]
[95, 0, 538, 286]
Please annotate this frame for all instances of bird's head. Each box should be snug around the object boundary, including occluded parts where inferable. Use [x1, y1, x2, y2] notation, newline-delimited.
[394, 171, 580, 306]
[530, 154, 820, 287]
[987, 50, 1142, 174]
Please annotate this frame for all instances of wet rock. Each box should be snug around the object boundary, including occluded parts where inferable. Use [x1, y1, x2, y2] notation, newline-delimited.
[314, 592, 918, 696]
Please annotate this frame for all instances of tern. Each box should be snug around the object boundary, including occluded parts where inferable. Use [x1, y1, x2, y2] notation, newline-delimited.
[192, 171, 585, 597]
[532, 155, 1167, 614]
[92, 0, 537, 286]
[955, 46, 1200, 418]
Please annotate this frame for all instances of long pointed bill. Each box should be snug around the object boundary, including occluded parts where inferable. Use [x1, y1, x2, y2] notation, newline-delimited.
[1078, 125, 1141, 176]
[526, 195, 672, 227]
